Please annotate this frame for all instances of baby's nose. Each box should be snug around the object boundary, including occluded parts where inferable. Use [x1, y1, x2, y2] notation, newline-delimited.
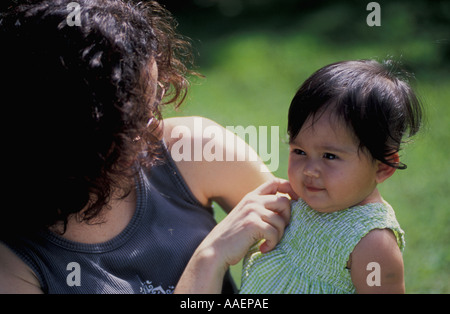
[303, 161, 320, 178]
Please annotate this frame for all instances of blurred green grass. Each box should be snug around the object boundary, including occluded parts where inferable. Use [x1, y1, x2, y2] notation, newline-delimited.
[162, 0, 450, 293]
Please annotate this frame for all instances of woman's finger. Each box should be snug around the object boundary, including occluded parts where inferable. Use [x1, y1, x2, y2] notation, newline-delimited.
[254, 178, 298, 201]
[262, 195, 292, 225]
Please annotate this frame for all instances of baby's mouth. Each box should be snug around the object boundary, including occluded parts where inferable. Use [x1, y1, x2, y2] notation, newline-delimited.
[304, 185, 325, 193]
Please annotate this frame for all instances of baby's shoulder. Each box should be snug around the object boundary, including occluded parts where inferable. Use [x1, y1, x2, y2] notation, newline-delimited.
[349, 228, 405, 292]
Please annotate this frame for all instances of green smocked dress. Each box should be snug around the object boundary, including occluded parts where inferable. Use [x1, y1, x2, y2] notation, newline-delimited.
[240, 199, 405, 294]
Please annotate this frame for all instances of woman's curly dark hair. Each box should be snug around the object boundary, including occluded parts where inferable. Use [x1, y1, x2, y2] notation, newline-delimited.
[0, 0, 195, 236]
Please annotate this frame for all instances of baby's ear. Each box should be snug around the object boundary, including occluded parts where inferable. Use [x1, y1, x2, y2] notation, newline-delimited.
[375, 153, 400, 184]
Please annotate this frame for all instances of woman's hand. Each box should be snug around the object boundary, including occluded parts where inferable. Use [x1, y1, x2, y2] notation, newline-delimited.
[175, 178, 297, 293]
[205, 178, 296, 263]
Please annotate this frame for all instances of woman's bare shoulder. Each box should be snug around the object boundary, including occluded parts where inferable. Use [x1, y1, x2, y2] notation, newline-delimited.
[0, 242, 43, 294]
[163, 116, 274, 212]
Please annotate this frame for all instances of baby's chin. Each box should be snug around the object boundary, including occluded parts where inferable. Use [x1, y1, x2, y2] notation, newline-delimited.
[300, 196, 351, 213]
[299, 189, 379, 214]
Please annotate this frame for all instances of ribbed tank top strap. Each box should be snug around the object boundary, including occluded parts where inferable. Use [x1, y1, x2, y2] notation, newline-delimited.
[144, 140, 212, 211]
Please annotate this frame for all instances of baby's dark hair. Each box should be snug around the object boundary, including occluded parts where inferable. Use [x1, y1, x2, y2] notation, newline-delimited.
[288, 59, 423, 169]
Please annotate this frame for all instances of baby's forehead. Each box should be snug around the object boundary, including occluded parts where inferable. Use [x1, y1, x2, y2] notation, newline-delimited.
[294, 109, 360, 146]
[302, 108, 351, 133]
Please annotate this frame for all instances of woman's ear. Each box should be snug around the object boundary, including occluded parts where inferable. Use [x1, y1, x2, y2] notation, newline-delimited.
[375, 153, 400, 184]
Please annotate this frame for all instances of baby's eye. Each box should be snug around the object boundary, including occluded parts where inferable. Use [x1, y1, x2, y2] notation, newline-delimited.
[323, 153, 338, 160]
[292, 148, 306, 156]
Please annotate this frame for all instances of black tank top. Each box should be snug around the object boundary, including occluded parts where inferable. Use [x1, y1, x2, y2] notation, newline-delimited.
[1, 145, 236, 293]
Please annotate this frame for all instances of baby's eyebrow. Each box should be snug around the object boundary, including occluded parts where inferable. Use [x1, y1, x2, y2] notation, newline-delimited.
[319, 145, 356, 154]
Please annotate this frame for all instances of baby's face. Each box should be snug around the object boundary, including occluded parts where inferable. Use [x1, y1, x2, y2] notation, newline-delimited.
[288, 110, 379, 213]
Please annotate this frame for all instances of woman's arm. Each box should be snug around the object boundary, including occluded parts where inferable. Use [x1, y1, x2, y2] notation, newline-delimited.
[163, 116, 297, 293]
[163, 116, 275, 212]
[0, 242, 43, 294]
[175, 179, 295, 293]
